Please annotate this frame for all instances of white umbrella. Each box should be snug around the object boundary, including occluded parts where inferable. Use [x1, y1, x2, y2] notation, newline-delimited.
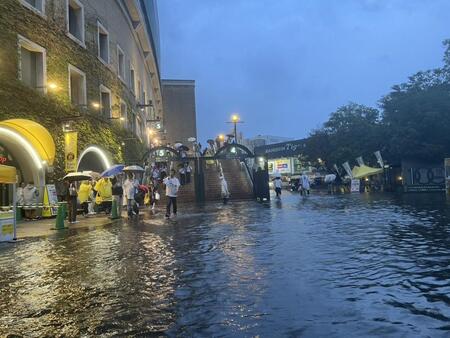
[82, 171, 100, 180]
[123, 165, 145, 172]
[64, 172, 92, 181]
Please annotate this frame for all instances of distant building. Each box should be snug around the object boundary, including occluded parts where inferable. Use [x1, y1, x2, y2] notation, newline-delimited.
[244, 135, 295, 152]
[162, 79, 197, 146]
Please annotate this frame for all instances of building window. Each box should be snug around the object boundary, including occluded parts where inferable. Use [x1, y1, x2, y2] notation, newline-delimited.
[120, 100, 127, 128]
[68, 64, 86, 106]
[20, 0, 45, 15]
[117, 45, 125, 81]
[129, 66, 135, 94]
[97, 21, 109, 64]
[141, 91, 147, 114]
[137, 80, 141, 102]
[66, 0, 85, 46]
[99, 85, 111, 117]
[18, 35, 46, 93]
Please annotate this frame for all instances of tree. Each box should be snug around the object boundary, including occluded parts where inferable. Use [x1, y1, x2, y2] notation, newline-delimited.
[304, 103, 384, 168]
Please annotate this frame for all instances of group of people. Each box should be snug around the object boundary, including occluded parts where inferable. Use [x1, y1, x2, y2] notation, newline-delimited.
[60, 173, 144, 223]
[273, 172, 311, 198]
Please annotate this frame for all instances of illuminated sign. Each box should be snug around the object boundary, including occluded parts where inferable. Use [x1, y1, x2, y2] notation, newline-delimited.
[0, 156, 7, 164]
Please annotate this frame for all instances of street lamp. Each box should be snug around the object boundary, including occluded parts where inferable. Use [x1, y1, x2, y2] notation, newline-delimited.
[227, 114, 243, 142]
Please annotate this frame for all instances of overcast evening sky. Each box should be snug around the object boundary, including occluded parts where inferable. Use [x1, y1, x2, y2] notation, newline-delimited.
[158, 0, 450, 143]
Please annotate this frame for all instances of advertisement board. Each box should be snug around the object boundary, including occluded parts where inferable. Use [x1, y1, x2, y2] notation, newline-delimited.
[268, 159, 291, 174]
[351, 179, 360, 193]
[64, 131, 78, 172]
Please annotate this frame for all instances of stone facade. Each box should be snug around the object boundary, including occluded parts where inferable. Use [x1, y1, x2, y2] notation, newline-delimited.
[0, 0, 162, 177]
[162, 79, 197, 146]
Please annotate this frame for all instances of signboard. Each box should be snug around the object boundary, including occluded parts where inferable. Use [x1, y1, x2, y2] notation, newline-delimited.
[268, 159, 291, 174]
[64, 131, 78, 172]
[351, 179, 360, 193]
[0, 211, 14, 242]
[403, 165, 445, 192]
[255, 139, 306, 159]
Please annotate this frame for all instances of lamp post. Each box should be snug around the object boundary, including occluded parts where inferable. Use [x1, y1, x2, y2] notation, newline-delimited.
[227, 114, 243, 143]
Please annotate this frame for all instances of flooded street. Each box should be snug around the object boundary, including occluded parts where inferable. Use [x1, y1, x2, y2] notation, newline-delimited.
[1, 192, 450, 337]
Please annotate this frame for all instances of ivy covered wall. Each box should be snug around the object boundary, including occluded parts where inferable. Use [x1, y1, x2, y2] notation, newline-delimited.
[0, 0, 147, 179]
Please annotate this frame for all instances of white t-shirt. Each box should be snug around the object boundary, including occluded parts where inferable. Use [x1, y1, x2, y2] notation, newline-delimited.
[274, 178, 282, 189]
[123, 178, 139, 200]
[164, 177, 180, 197]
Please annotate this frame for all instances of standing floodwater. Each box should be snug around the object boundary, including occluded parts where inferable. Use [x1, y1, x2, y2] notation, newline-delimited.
[1, 192, 450, 337]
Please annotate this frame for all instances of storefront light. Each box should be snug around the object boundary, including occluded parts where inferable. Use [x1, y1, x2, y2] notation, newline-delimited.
[0, 127, 43, 170]
[48, 82, 58, 91]
[77, 146, 111, 170]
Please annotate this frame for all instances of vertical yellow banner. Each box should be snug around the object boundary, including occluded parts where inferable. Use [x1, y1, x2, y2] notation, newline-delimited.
[64, 131, 78, 172]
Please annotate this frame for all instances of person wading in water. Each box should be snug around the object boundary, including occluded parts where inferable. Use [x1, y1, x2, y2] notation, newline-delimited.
[164, 169, 180, 219]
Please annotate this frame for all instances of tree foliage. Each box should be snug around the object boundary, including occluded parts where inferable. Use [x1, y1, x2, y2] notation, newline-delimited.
[305, 40, 450, 168]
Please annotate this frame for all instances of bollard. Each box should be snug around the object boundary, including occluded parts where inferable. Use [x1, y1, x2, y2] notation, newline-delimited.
[16, 206, 22, 222]
[110, 199, 119, 219]
[54, 202, 67, 230]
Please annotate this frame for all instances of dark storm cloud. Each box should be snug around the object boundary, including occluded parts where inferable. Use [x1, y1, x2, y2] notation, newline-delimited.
[158, 0, 450, 142]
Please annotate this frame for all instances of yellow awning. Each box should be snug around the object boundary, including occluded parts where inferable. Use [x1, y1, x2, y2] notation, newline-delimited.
[0, 165, 17, 184]
[0, 119, 56, 165]
[352, 165, 383, 179]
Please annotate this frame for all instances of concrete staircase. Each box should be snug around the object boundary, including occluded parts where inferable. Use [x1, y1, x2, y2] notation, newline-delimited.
[204, 159, 254, 201]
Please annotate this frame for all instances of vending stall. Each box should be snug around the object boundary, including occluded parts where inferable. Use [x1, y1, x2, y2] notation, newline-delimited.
[0, 164, 17, 242]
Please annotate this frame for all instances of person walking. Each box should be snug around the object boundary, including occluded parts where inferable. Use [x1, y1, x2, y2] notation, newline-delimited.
[179, 165, 186, 185]
[123, 172, 139, 218]
[185, 163, 192, 184]
[220, 174, 230, 204]
[273, 176, 282, 198]
[163, 169, 180, 219]
[78, 180, 92, 217]
[67, 181, 78, 223]
[111, 176, 124, 217]
[300, 172, 311, 195]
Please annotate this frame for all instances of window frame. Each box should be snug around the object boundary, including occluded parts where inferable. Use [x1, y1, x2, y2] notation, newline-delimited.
[129, 64, 135, 94]
[99, 85, 112, 118]
[97, 21, 110, 65]
[20, 0, 46, 17]
[66, 0, 85, 48]
[116, 44, 126, 83]
[68, 64, 87, 106]
[17, 34, 47, 93]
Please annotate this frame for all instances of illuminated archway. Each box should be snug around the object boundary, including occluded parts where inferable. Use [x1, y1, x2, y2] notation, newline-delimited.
[77, 146, 112, 173]
[0, 119, 55, 188]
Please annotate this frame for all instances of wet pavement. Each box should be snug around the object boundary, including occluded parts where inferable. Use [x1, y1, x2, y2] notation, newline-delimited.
[1, 191, 450, 337]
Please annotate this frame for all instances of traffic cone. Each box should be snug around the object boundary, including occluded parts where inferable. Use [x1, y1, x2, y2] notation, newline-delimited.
[54, 202, 67, 230]
[110, 199, 119, 219]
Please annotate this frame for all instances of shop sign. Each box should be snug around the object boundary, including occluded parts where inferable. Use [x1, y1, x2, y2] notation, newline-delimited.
[351, 179, 360, 193]
[64, 131, 78, 172]
[0, 156, 7, 164]
[255, 139, 306, 159]
[269, 159, 291, 174]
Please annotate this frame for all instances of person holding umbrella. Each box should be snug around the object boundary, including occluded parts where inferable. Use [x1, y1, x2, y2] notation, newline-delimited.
[63, 172, 92, 223]
[123, 172, 139, 218]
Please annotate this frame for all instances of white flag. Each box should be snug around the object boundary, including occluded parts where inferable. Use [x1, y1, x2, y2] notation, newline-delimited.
[374, 151, 384, 168]
[342, 162, 353, 178]
[356, 156, 364, 166]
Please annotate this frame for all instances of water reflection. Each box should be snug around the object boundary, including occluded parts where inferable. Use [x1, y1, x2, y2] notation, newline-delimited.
[0, 192, 449, 336]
